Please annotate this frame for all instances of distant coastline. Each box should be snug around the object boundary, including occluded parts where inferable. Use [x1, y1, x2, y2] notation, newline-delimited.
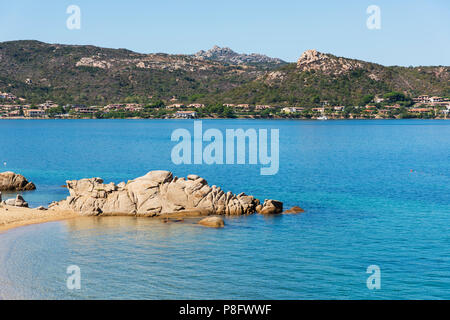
[1, 41, 449, 122]
[1, 94, 449, 120]
[1, 115, 449, 120]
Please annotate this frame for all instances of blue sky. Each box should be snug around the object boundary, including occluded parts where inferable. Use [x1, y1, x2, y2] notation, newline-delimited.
[1, 0, 449, 66]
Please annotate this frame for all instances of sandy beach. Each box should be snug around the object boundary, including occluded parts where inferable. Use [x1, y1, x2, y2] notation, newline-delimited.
[0, 206, 79, 232]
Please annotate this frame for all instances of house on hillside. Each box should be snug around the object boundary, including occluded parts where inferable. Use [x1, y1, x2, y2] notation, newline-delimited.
[282, 107, 304, 113]
[409, 108, 433, 113]
[39, 101, 58, 110]
[188, 103, 205, 108]
[175, 111, 197, 119]
[429, 96, 443, 103]
[73, 106, 96, 114]
[255, 105, 271, 110]
[8, 110, 22, 117]
[413, 95, 430, 104]
[24, 109, 45, 117]
[385, 104, 401, 109]
[104, 104, 125, 111]
[167, 103, 185, 109]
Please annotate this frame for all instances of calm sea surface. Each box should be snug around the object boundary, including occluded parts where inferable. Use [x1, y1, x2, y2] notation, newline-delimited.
[0, 119, 449, 299]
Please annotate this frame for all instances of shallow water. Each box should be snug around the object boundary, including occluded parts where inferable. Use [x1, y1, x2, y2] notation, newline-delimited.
[0, 119, 449, 299]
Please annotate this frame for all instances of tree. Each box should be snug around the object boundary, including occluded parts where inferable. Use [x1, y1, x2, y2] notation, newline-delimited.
[383, 91, 406, 103]
[360, 94, 374, 105]
[46, 106, 65, 117]
[311, 95, 321, 104]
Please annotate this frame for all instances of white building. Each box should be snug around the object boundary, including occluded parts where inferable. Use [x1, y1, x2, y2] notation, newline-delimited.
[282, 107, 304, 113]
[175, 111, 197, 118]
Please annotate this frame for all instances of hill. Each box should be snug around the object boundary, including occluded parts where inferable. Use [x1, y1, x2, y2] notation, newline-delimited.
[0, 41, 448, 106]
[214, 49, 450, 106]
[0, 40, 261, 105]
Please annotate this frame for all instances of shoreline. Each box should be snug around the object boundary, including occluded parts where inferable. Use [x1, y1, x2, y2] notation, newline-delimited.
[0, 117, 448, 121]
[0, 206, 227, 233]
[0, 206, 79, 233]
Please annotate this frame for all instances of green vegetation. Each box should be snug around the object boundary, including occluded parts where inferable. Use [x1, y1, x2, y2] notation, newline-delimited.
[0, 40, 448, 108]
[45, 106, 66, 117]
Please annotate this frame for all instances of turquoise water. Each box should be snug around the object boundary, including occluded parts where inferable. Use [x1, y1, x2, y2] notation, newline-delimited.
[0, 119, 449, 299]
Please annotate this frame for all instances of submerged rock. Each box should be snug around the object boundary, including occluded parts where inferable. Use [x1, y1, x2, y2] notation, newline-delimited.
[161, 217, 184, 223]
[0, 172, 36, 191]
[198, 216, 225, 228]
[52, 170, 282, 217]
[283, 206, 305, 214]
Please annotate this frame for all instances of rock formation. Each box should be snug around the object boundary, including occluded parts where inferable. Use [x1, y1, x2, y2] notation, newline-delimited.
[3, 194, 29, 207]
[0, 172, 36, 191]
[297, 49, 328, 67]
[258, 199, 284, 214]
[198, 216, 225, 228]
[296, 49, 365, 75]
[50, 171, 283, 216]
[194, 45, 286, 68]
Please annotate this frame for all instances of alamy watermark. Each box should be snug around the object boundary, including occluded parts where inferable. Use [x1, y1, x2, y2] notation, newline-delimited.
[171, 121, 279, 175]
[366, 265, 381, 290]
[66, 5, 81, 30]
[66, 265, 81, 290]
[366, 5, 381, 30]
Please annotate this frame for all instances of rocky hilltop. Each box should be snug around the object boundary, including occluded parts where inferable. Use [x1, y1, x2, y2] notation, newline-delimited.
[296, 49, 365, 75]
[194, 45, 286, 69]
[0, 172, 36, 191]
[50, 171, 283, 216]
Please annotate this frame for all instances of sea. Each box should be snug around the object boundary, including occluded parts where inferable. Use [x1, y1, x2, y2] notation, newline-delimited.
[0, 119, 449, 299]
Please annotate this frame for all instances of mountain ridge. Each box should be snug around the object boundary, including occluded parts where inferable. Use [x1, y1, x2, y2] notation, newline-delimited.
[0, 40, 448, 106]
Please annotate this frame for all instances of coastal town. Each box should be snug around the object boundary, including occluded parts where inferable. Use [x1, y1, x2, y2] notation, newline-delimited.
[1, 91, 449, 120]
